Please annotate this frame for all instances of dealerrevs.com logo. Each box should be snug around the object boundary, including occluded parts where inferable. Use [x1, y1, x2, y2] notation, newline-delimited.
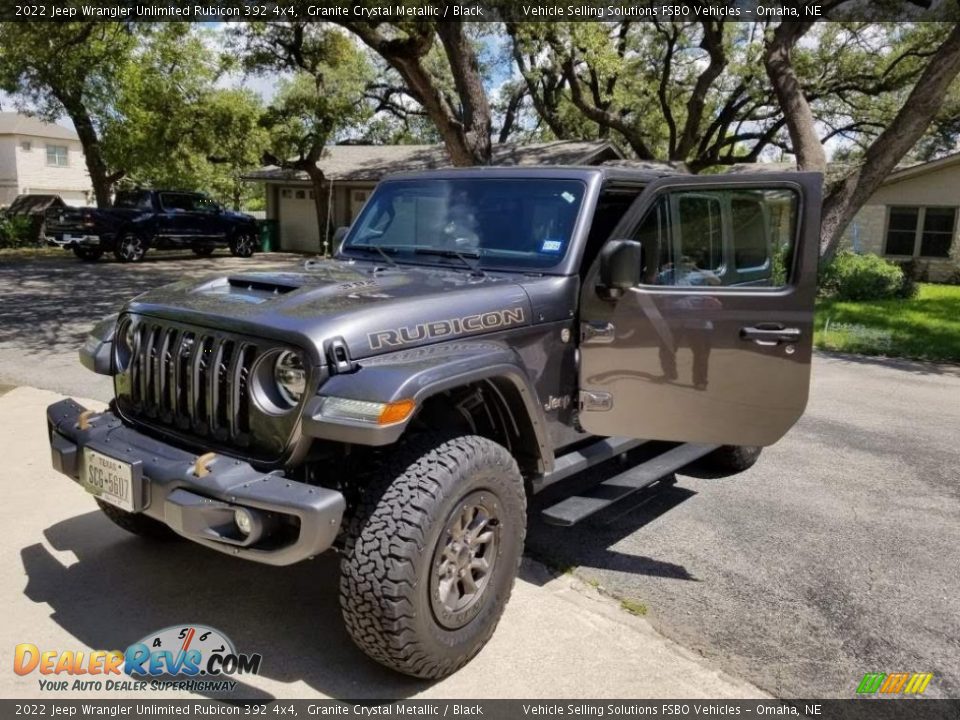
[13, 624, 262, 693]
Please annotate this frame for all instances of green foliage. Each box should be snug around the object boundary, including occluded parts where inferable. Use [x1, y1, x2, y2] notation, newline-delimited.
[247, 27, 373, 165]
[815, 284, 960, 362]
[0, 23, 268, 207]
[0, 216, 34, 248]
[101, 26, 268, 208]
[819, 251, 907, 301]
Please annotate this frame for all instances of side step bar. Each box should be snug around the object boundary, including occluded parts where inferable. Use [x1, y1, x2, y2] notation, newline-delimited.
[532, 436, 646, 494]
[541, 443, 717, 526]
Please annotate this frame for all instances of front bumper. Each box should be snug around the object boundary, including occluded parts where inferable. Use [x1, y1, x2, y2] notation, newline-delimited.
[46, 233, 101, 247]
[47, 399, 345, 566]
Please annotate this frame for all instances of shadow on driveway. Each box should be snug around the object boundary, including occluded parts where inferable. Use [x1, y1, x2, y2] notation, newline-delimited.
[0, 252, 306, 356]
[21, 510, 436, 700]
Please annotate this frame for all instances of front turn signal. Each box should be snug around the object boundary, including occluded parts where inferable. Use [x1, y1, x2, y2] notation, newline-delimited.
[377, 399, 416, 426]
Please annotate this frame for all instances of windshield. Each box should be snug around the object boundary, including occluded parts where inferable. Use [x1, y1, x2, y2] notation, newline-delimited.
[341, 178, 586, 271]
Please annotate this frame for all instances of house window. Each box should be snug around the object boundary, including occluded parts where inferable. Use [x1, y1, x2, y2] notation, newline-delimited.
[46, 145, 68, 167]
[885, 206, 956, 258]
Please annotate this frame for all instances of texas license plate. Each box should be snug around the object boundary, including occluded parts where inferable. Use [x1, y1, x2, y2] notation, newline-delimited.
[82, 449, 135, 512]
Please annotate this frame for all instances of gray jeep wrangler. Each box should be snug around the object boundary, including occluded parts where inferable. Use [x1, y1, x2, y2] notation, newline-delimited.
[47, 166, 821, 678]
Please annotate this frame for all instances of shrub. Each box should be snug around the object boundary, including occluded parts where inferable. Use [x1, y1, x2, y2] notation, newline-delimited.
[819, 251, 906, 301]
[895, 259, 920, 299]
[0, 216, 35, 249]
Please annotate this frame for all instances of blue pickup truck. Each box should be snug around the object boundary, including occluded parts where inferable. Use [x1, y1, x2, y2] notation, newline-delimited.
[44, 189, 259, 262]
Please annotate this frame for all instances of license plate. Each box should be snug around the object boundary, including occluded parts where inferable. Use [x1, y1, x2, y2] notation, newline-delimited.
[82, 449, 135, 512]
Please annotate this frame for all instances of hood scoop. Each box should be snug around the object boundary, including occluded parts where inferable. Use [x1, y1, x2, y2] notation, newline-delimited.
[227, 274, 300, 294]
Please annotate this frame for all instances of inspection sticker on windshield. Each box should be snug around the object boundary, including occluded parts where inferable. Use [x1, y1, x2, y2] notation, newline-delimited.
[541, 239, 563, 253]
[561, 191, 576, 204]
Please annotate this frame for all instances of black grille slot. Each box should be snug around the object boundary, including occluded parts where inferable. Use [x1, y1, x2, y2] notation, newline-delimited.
[127, 321, 257, 449]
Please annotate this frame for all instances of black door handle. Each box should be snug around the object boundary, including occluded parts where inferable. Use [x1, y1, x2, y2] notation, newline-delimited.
[740, 326, 802, 344]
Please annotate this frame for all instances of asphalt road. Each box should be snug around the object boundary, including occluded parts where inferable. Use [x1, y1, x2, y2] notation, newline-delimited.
[529, 353, 960, 698]
[0, 251, 306, 401]
[1, 253, 958, 698]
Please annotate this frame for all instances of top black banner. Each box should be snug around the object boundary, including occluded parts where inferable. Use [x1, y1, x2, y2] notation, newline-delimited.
[2, 0, 958, 23]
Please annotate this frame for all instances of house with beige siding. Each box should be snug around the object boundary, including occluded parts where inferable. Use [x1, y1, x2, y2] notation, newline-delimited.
[841, 153, 960, 282]
[243, 140, 623, 253]
[0, 112, 92, 208]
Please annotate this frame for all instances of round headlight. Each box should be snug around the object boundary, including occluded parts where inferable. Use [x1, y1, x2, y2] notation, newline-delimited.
[274, 350, 306, 406]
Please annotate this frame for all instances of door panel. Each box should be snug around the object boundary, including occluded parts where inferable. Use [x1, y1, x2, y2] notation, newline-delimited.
[578, 173, 821, 447]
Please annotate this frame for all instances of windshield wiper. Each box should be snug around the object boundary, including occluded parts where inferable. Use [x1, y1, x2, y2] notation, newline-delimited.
[414, 248, 484, 276]
[350, 244, 398, 268]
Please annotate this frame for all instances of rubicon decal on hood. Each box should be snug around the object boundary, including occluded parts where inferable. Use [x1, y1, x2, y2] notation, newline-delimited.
[368, 307, 526, 350]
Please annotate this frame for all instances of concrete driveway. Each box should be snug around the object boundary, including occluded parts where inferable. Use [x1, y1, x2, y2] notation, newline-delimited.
[1, 254, 958, 698]
[1, 386, 762, 700]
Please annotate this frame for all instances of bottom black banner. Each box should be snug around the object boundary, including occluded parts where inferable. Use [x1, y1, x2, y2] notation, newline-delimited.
[2, 700, 957, 720]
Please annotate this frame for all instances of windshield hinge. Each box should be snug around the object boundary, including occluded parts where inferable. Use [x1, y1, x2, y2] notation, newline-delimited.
[325, 337, 354, 374]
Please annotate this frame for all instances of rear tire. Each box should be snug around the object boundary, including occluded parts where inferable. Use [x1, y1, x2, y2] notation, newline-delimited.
[699, 445, 762, 475]
[229, 231, 256, 258]
[72, 246, 103, 262]
[339, 434, 526, 679]
[113, 233, 148, 263]
[95, 499, 177, 540]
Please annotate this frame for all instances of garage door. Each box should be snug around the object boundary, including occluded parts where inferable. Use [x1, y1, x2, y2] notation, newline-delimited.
[279, 187, 321, 253]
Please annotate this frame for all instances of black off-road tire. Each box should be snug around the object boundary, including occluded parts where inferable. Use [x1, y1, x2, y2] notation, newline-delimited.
[700, 445, 762, 475]
[95, 498, 177, 540]
[339, 434, 526, 679]
[72, 246, 103, 262]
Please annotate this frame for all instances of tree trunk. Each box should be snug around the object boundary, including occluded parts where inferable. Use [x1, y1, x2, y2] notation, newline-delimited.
[340, 21, 492, 166]
[763, 22, 826, 174]
[304, 164, 328, 255]
[819, 22, 960, 260]
[63, 100, 114, 207]
[436, 21, 492, 164]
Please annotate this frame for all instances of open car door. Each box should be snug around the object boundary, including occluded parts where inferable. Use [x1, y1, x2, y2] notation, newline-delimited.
[578, 173, 822, 447]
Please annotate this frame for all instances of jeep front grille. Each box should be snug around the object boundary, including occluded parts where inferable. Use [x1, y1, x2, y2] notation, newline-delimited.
[129, 321, 255, 441]
[115, 317, 295, 461]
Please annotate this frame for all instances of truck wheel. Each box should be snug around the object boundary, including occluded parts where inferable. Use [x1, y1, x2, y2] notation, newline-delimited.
[114, 233, 148, 263]
[95, 499, 177, 540]
[229, 232, 256, 258]
[72, 246, 103, 262]
[339, 434, 526, 679]
[699, 445, 762, 474]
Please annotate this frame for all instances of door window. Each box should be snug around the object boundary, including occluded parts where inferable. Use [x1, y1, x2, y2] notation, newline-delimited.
[193, 196, 219, 214]
[633, 188, 798, 288]
[160, 193, 198, 212]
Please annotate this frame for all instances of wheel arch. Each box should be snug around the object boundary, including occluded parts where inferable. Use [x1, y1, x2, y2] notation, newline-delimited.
[302, 349, 554, 476]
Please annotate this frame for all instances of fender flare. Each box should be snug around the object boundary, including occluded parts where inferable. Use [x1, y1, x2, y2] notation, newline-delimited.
[301, 342, 554, 472]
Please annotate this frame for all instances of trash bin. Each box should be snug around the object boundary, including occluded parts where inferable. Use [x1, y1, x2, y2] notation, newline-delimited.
[258, 219, 277, 253]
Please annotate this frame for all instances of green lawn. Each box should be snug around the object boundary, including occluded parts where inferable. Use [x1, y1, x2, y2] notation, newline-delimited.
[815, 283, 960, 363]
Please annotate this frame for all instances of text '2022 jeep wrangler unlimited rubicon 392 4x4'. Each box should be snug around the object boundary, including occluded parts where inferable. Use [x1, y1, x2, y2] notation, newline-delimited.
[47, 166, 821, 678]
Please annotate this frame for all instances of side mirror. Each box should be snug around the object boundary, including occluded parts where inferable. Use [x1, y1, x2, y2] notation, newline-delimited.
[598, 239, 643, 298]
[332, 226, 349, 254]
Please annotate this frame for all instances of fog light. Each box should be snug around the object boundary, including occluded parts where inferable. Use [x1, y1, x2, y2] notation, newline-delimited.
[234, 508, 254, 536]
